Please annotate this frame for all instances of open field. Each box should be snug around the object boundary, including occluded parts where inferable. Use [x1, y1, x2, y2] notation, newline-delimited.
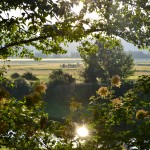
[0, 58, 150, 81]
[0, 58, 82, 82]
[134, 66, 150, 71]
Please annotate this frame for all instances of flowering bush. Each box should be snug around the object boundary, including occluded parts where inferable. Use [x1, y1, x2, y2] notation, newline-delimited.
[85, 75, 150, 150]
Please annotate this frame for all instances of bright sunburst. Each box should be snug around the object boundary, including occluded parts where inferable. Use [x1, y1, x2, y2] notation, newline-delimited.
[76, 126, 89, 137]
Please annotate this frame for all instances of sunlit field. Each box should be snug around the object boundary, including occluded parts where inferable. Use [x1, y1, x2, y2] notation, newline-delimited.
[0, 58, 150, 82]
[0, 58, 82, 82]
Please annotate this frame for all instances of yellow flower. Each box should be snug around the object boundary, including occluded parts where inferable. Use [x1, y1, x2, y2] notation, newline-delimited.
[112, 98, 122, 109]
[34, 83, 47, 94]
[97, 87, 109, 98]
[136, 109, 148, 120]
[70, 100, 82, 112]
[111, 75, 121, 87]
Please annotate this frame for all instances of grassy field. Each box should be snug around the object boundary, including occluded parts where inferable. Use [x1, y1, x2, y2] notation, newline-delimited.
[8, 64, 79, 82]
[0, 59, 82, 82]
[0, 58, 150, 82]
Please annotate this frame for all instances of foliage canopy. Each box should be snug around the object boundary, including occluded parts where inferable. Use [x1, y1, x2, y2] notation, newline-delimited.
[0, 0, 150, 59]
[80, 40, 134, 83]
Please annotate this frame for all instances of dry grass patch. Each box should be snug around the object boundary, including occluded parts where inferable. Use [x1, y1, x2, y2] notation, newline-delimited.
[134, 66, 150, 71]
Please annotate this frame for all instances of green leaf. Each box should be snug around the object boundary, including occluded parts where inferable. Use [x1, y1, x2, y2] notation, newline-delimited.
[11, 24, 18, 33]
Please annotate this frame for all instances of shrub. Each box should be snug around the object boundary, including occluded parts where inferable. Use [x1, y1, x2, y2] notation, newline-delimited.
[11, 72, 20, 79]
[48, 70, 75, 86]
[22, 72, 38, 80]
[11, 78, 30, 99]
[85, 75, 150, 150]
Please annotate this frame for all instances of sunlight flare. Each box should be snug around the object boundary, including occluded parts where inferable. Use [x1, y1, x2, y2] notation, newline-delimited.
[76, 126, 89, 137]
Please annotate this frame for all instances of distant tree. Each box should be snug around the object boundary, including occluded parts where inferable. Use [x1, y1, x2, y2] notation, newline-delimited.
[70, 52, 81, 58]
[128, 51, 150, 59]
[11, 72, 20, 79]
[52, 54, 62, 58]
[11, 78, 30, 99]
[80, 40, 134, 83]
[22, 72, 38, 81]
[48, 70, 75, 86]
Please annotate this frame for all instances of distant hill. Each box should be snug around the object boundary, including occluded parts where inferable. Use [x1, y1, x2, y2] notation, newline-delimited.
[121, 39, 150, 59]
[121, 39, 149, 53]
[126, 51, 150, 59]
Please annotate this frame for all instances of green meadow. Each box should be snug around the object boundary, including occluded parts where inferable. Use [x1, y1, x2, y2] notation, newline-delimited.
[0, 58, 149, 82]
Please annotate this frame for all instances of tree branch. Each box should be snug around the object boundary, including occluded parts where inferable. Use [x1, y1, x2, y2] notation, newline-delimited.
[0, 27, 104, 51]
[85, 28, 104, 33]
[0, 35, 49, 51]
